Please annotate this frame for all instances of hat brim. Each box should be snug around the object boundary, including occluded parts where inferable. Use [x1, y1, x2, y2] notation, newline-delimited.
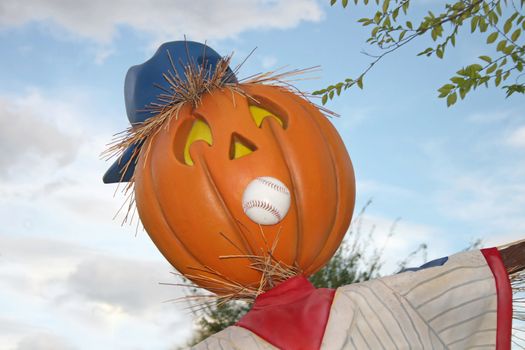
[102, 143, 139, 184]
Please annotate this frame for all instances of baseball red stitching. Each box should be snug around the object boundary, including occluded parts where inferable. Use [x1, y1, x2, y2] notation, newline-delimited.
[243, 200, 282, 221]
[256, 177, 289, 195]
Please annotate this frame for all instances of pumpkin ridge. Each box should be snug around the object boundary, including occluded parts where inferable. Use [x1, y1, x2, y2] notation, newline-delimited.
[301, 104, 354, 275]
[198, 153, 256, 260]
[297, 103, 339, 273]
[266, 121, 301, 268]
[140, 144, 209, 279]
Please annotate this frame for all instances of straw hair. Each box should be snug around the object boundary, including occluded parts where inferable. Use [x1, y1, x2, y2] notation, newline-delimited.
[161, 224, 302, 306]
[102, 51, 333, 176]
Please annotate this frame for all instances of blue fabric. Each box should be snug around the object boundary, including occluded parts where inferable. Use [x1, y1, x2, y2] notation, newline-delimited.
[103, 41, 237, 184]
[401, 256, 449, 273]
[102, 141, 141, 184]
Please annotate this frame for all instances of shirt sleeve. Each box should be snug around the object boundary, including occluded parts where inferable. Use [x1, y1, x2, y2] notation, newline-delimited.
[321, 248, 510, 350]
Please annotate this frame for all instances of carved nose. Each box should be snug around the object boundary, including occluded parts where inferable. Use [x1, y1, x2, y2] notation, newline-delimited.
[229, 133, 257, 160]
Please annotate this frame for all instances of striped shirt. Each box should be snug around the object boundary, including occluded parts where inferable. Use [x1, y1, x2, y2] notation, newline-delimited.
[192, 249, 510, 350]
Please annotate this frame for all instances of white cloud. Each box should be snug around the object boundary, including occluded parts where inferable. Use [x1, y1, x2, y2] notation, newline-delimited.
[334, 105, 376, 130]
[15, 333, 77, 350]
[65, 255, 182, 314]
[0, 94, 81, 179]
[506, 125, 525, 148]
[261, 55, 278, 69]
[416, 121, 525, 246]
[359, 179, 415, 199]
[0, 87, 193, 347]
[437, 172, 525, 243]
[0, 234, 192, 349]
[0, 88, 125, 225]
[466, 109, 516, 124]
[344, 211, 453, 275]
[0, 0, 323, 45]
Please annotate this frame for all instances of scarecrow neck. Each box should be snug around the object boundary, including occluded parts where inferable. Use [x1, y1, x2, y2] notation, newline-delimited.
[236, 276, 335, 350]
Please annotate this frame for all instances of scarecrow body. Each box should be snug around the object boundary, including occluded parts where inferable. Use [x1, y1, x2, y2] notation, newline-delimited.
[104, 41, 521, 350]
[192, 248, 511, 350]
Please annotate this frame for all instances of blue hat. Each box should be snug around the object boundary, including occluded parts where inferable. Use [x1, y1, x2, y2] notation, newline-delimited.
[103, 41, 237, 184]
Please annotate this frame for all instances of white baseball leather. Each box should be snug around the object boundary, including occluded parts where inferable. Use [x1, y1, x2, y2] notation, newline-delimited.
[242, 176, 291, 225]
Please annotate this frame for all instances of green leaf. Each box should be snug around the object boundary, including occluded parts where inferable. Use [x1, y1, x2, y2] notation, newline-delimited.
[491, 11, 499, 25]
[438, 84, 455, 93]
[402, 1, 409, 14]
[406, 21, 413, 30]
[417, 47, 433, 56]
[436, 47, 443, 58]
[487, 32, 498, 43]
[497, 40, 507, 52]
[503, 84, 525, 97]
[330, 0, 337, 5]
[459, 88, 467, 100]
[471, 16, 479, 33]
[382, 0, 390, 12]
[486, 63, 497, 74]
[342, 0, 348, 8]
[470, 64, 483, 72]
[447, 92, 457, 107]
[322, 94, 328, 105]
[511, 29, 521, 41]
[508, 12, 519, 23]
[504, 17, 513, 34]
[479, 55, 492, 63]
[503, 45, 515, 55]
[431, 28, 438, 41]
[495, 71, 502, 86]
[452, 2, 465, 11]
[357, 76, 364, 89]
[393, 8, 400, 21]
[450, 77, 465, 84]
[374, 11, 381, 23]
[479, 20, 489, 33]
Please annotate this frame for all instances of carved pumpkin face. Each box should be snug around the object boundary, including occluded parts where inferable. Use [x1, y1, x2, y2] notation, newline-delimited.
[134, 84, 355, 293]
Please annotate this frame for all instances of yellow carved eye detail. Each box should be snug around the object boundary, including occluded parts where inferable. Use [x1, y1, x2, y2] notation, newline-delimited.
[230, 133, 257, 160]
[249, 105, 285, 128]
[183, 118, 212, 165]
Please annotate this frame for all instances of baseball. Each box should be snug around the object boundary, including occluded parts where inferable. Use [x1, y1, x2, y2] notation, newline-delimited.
[242, 176, 291, 225]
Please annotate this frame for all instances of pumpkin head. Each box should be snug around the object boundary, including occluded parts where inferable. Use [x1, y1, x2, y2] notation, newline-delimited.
[104, 41, 355, 295]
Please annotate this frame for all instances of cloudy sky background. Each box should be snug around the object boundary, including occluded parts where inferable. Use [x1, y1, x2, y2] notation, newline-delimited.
[1, 0, 524, 349]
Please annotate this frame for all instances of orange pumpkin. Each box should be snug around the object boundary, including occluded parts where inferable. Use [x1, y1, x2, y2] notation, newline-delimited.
[133, 83, 355, 293]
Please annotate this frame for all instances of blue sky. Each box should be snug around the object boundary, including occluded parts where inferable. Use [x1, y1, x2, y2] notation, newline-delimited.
[1, 1, 524, 349]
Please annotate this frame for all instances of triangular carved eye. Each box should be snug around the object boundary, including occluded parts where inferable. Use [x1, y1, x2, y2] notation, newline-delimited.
[175, 117, 213, 166]
[249, 105, 286, 128]
[229, 133, 257, 160]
